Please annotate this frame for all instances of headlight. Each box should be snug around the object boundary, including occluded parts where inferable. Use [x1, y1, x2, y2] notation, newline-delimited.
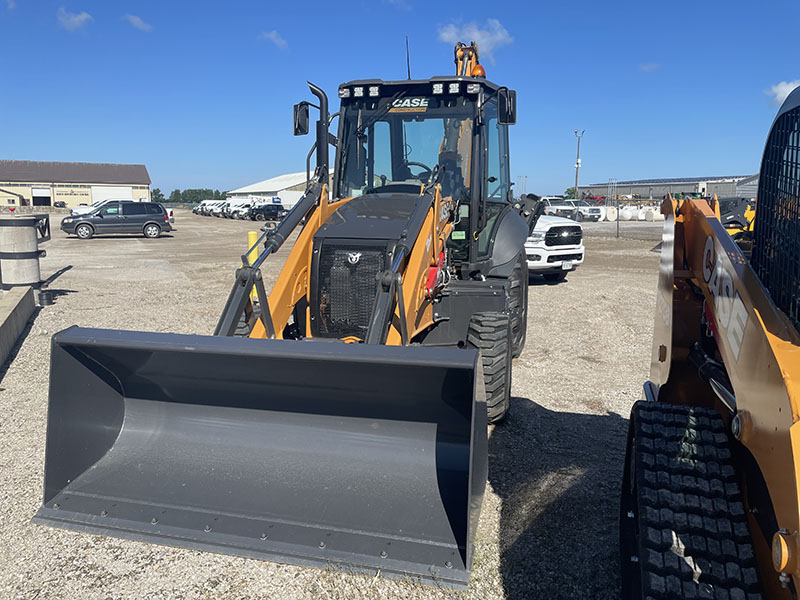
[528, 231, 545, 242]
[62, 218, 73, 224]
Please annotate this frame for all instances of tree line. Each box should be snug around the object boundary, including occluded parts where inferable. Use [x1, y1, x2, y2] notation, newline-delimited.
[151, 188, 225, 204]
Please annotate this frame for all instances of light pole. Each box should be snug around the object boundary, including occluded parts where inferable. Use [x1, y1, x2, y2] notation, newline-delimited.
[574, 129, 585, 199]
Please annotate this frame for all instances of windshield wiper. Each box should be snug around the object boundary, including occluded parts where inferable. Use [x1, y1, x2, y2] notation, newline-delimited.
[355, 89, 407, 137]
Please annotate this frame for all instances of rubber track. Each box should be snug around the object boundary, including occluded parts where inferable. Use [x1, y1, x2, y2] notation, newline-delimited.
[628, 401, 762, 599]
[467, 312, 511, 423]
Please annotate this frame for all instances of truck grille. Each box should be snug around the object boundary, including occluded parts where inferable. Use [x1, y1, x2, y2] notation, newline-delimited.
[313, 243, 385, 339]
[547, 253, 583, 263]
[545, 226, 582, 247]
[752, 104, 800, 330]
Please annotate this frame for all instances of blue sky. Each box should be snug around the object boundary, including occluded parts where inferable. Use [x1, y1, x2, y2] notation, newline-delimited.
[1, 0, 798, 195]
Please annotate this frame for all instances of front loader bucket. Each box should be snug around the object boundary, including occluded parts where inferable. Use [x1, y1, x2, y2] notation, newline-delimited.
[34, 327, 487, 588]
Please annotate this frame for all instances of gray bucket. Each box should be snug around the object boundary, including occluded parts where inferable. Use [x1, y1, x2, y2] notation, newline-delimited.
[33, 327, 487, 588]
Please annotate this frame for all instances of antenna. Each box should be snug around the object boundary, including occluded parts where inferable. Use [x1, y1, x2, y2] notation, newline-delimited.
[406, 36, 411, 79]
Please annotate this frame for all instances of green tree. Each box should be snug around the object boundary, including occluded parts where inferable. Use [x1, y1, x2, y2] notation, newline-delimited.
[564, 187, 576, 199]
[151, 188, 165, 203]
[213, 189, 222, 200]
[168, 189, 182, 203]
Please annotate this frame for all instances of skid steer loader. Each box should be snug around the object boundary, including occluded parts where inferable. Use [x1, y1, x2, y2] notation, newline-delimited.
[33, 43, 539, 588]
[621, 88, 800, 598]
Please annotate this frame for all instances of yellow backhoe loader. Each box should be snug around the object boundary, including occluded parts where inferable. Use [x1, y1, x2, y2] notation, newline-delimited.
[33, 43, 544, 588]
[622, 88, 800, 598]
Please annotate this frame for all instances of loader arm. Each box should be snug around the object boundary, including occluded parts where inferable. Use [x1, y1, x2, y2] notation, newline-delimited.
[650, 195, 800, 593]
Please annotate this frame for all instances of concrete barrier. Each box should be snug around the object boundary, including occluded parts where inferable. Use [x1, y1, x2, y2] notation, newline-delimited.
[0, 286, 34, 367]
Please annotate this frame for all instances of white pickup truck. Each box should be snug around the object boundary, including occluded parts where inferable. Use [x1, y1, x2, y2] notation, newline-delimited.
[524, 214, 584, 282]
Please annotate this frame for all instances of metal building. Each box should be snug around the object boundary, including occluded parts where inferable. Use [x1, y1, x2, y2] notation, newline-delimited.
[225, 172, 310, 209]
[0, 160, 151, 208]
[580, 175, 756, 199]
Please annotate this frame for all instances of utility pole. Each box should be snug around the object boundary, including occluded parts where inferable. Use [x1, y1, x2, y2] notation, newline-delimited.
[574, 129, 585, 199]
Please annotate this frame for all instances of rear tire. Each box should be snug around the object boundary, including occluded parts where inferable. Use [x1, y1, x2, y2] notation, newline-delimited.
[143, 224, 161, 238]
[543, 271, 567, 283]
[508, 251, 528, 358]
[620, 401, 761, 600]
[75, 224, 93, 239]
[467, 312, 512, 423]
[255, 213, 265, 221]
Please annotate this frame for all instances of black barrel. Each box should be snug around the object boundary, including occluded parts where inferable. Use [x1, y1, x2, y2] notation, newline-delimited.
[34, 327, 488, 588]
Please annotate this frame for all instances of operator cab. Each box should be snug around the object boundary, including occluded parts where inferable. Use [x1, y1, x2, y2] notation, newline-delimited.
[333, 77, 515, 268]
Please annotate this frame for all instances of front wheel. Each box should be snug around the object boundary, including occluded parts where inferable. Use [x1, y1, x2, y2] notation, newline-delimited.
[576, 212, 584, 222]
[467, 312, 512, 423]
[143, 223, 161, 238]
[75, 224, 93, 239]
[508, 251, 528, 358]
[254, 213, 265, 221]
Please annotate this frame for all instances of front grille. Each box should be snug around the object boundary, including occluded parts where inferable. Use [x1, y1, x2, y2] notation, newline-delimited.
[545, 226, 582, 247]
[547, 253, 583, 263]
[752, 105, 800, 330]
[314, 243, 385, 339]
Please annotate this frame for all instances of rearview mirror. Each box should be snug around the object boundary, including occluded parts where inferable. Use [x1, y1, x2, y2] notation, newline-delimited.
[498, 89, 517, 125]
[293, 102, 310, 136]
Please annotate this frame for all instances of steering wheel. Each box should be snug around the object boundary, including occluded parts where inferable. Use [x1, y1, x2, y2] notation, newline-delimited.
[404, 161, 433, 182]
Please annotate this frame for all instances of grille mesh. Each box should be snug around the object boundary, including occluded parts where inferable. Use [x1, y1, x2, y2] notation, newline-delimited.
[752, 106, 800, 330]
[315, 244, 385, 339]
[545, 226, 582, 247]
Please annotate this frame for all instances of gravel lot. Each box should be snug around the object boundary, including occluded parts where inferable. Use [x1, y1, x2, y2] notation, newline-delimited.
[0, 210, 659, 599]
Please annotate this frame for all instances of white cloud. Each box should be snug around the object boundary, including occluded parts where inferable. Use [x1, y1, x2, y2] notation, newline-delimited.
[57, 7, 93, 31]
[766, 80, 800, 105]
[124, 14, 152, 32]
[259, 30, 287, 50]
[640, 63, 660, 72]
[437, 19, 513, 64]
[7, 0, 16, 10]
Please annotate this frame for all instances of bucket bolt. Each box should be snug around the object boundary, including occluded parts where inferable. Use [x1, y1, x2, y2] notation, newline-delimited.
[260, 533, 268, 540]
[151, 518, 159, 525]
[204, 525, 212, 532]
[380, 551, 388, 559]
[319, 541, 326, 549]
[52, 503, 60, 510]
[100, 510, 108, 517]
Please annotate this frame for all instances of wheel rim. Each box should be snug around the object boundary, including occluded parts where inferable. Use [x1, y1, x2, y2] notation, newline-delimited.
[77, 226, 90, 238]
[146, 225, 159, 237]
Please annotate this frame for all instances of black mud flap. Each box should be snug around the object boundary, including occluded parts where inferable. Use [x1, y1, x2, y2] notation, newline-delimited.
[34, 327, 488, 589]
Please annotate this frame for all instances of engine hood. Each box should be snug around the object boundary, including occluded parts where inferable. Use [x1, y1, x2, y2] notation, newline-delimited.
[534, 214, 583, 231]
[316, 192, 427, 241]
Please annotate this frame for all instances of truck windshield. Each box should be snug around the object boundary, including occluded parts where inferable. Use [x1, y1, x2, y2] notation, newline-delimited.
[337, 95, 475, 200]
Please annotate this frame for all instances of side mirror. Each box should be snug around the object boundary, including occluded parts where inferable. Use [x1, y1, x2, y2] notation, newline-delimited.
[498, 88, 517, 125]
[293, 102, 310, 136]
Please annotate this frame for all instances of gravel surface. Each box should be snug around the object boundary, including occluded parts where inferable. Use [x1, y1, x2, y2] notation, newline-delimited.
[0, 210, 659, 599]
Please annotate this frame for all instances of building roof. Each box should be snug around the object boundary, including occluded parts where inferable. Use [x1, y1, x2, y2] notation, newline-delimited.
[588, 175, 754, 186]
[0, 160, 150, 185]
[227, 171, 308, 195]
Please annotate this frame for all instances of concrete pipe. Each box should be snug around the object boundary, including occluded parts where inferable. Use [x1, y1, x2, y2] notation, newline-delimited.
[645, 208, 656, 222]
[637, 208, 648, 221]
[598, 206, 607, 222]
[620, 207, 634, 221]
[0, 215, 49, 290]
[654, 211, 666, 222]
[605, 206, 618, 222]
